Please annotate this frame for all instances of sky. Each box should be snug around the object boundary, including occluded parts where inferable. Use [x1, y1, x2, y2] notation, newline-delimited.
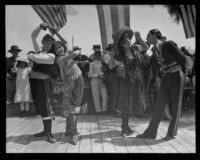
[6, 5, 196, 57]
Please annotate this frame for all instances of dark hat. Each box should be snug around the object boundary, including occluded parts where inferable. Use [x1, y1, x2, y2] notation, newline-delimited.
[106, 43, 113, 51]
[112, 26, 134, 51]
[92, 45, 101, 50]
[42, 34, 55, 42]
[8, 45, 22, 53]
[73, 46, 82, 51]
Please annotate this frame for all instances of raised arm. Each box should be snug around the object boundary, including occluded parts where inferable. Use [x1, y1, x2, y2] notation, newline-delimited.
[31, 23, 49, 53]
[57, 50, 79, 66]
[50, 27, 67, 44]
[135, 31, 149, 51]
[31, 25, 42, 53]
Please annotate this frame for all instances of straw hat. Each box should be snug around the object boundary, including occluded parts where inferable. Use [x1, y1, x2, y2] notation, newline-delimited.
[16, 56, 29, 63]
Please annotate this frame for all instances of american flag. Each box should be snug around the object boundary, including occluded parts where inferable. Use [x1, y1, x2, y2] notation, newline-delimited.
[179, 5, 196, 39]
[96, 5, 130, 52]
[32, 5, 67, 31]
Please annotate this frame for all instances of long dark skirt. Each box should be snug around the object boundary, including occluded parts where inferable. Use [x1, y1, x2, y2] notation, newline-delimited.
[112, 77, 146, 114]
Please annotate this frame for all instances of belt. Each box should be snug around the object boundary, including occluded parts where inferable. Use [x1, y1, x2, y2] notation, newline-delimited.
[165, 65, 182, 74]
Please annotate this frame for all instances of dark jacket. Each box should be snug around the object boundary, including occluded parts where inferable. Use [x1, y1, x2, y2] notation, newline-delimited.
[161, 40, 189, 75]
[6, 56, 17, 80]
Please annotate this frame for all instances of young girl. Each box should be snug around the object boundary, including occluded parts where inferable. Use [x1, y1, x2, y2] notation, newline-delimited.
[12, 56, 33, 117]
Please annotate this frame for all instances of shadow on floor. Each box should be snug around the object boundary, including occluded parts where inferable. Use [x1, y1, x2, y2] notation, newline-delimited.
[6, 129, 166, 147]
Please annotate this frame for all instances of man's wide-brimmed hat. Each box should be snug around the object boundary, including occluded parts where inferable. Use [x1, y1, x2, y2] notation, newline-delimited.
[8, 45, 22, 53]
[73, 46, 82, 51]
[92, 45, 101, 50]
[106, 43, 113, 51]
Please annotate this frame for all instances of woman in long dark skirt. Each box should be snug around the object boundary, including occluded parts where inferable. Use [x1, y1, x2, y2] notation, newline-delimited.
[109, 27, 149, 137]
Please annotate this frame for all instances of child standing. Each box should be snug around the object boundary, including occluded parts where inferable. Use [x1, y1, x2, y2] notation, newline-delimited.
[12, 56, 33, 117]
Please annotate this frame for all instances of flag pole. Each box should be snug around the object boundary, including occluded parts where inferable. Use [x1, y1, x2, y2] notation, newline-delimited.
[72, 35, 74, 50]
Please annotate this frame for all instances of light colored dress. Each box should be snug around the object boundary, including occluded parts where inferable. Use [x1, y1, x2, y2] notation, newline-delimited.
[14, 67, 33, 103]
[58, 57, 84, 116]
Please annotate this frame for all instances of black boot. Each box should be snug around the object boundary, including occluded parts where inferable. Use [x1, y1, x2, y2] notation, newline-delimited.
[45, 119, 57, 143]
[125, 116, 134, 135]
[65, 116, 72, 136]
[121, 114, 127, 137]
[20, 111, 26, 117]
[34, 120, 46, 137]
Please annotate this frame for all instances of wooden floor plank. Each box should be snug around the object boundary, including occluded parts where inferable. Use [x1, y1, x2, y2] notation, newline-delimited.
[159, 122, 195, 153]
[97, 115, 116, 153]
[90, 115, 103, 153]
[79, 115, 91, 153]
[107, 116, 131, 153]
[6, 117, 26, 133]
[6, 117, 39, 153]
[132, 118, 177, 153]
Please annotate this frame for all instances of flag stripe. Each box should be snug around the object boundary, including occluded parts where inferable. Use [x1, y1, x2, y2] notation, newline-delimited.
[97, 5, 130, 52]
[32, 5, 67, 31]
[51, 5, 64, 28]
[179, 5, 195, 38]
[45, 5, 60, 28]
[186, 5, 195, 36]
[124, 5, 130, 27]
[110, 5, 119, 34]
[32, 5, 55, 27]
[103, 5, 113, 47]
[96, 5, 108, 52]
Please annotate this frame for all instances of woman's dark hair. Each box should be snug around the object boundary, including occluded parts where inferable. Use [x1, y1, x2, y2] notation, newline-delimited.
[149, 29, 162, 40]
[55, 41, 67, 53]
[42, 34, 55, 42]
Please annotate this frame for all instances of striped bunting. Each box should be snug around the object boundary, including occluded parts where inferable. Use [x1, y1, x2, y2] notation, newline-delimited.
[96, 5, 130, 53]
[179, 5, 196, 38]
[32, 5, 67, 30]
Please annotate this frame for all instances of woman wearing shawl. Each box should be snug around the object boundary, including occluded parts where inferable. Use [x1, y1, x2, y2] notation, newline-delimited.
[109, 27, 149, 137]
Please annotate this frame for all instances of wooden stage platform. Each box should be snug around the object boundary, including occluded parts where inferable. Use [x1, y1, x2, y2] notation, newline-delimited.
[6, 110, 195, 153]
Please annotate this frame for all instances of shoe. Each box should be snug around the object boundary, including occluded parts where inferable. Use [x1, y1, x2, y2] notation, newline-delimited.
[121, 129, 127, 137]
[113, 112, 121, 117]
[34, 130, 46, 137]
[126, 126, 135, 135]
[46, 133, 57, 143]
[20, 111, 26, 117]
[6, 99, 14, 104]
[96, 112, 101, 115]
[71, 134, 79, 145]
[164, 135, 175, 141]
[136, 133, 156, 139]
[25, 111, 30, 117]
[100, 111, 107, 115]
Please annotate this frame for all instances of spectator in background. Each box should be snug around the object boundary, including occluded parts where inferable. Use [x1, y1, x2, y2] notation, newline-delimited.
[101, 43, 117, 115]
[88, 45, 107, 115]
[73, 46, 90, 78]
[6, 45, 22, 104]
[12, 56, 33, 117]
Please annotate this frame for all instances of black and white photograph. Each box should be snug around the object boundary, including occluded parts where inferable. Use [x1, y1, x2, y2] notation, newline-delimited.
[5, 4, 196, 154]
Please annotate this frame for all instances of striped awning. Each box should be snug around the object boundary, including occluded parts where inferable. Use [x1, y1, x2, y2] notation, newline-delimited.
[179, 5, 196, 39]
[32, 5, 67, 31]
[96, 5, 130, 53]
